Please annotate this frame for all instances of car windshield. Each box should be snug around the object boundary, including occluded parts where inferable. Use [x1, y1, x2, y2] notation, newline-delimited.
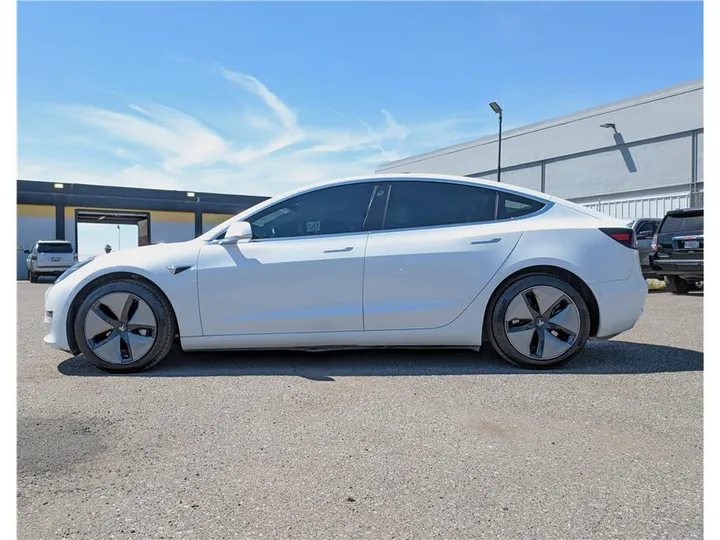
[37, 243, 73, 253]
[661, 215, 704, 234]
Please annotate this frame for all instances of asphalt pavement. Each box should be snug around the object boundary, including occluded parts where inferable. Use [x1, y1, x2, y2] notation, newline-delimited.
[17, 282, 703, 539]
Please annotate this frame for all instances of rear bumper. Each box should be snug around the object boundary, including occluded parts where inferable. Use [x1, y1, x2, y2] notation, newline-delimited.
[32, 266, 73, 275]
[590, 274, 648, 338]
[652, 259, 703, 278]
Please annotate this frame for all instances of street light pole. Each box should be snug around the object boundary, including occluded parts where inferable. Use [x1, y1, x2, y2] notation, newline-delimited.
[489, 102, 503, 182]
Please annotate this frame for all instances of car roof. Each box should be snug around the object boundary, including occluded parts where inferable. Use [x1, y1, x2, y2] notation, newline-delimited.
[272, 173, 554, 203]
[37, 240, 71, 243]
[665, 208, 703, 218]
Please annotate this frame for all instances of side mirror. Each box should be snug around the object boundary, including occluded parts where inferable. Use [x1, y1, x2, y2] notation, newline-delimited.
[221, 221, 253, 244]
[23, 250, 30, 254]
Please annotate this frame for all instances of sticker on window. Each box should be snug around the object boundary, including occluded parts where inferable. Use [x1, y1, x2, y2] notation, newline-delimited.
[305, 220, 322, 233]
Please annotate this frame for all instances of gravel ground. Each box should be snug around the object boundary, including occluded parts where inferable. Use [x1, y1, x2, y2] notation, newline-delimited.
[17, 282, 703, 540]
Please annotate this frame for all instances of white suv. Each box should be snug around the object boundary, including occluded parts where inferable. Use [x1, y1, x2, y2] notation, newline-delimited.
[25, 240, 77, 283]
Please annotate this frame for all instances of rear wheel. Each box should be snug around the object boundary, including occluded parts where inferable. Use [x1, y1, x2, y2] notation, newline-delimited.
[74, 280, 176, 373]
[487, 274, 591, 369]
[664, 275, 691, 295]
[29, 271, 39, 283]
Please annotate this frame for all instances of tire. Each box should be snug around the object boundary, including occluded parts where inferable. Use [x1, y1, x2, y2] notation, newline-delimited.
[29, 271, 38, 283]
[74, 279, 176, 373]
[664, 276, 691, 295]
[487, 274, 591, 370]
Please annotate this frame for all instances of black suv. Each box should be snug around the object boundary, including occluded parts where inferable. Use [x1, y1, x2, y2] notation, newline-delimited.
[650, 208, 703, 294]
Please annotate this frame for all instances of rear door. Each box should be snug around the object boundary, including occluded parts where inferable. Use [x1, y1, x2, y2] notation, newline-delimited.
[36, 242, 74, 269]
[362, 181, 541, 331]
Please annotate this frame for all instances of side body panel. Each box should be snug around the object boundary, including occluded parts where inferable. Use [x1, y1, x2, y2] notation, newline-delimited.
[196, 235, 369, 336]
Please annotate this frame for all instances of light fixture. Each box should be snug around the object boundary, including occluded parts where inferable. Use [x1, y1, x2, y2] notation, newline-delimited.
[53, 183, 64, 189]
[600, 123, 616, 129]
[489, 102, 503, 182]
[186, 192, 196, 197]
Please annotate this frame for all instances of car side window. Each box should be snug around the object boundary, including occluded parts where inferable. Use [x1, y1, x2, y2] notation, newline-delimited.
[247, 182, 377, 240]
[383, 181, 497, 230]
[498, 192, 546, 220]
[636, 221, 655, 236]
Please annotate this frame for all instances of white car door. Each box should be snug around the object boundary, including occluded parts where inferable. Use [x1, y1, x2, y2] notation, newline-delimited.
[363, 181, 542, 331]
[197, 182, 381, 336]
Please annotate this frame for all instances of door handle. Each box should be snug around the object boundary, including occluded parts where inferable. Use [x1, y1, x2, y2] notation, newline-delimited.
[471, 238, 502, 245]
[324, 246, 354, 253]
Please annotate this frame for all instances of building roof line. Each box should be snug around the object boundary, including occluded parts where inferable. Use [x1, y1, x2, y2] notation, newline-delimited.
[377, 78, 703, 171]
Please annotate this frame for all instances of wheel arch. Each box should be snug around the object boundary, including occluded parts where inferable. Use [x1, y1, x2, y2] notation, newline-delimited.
[483, 264, 600, 339]
[65, 271, 179, 355]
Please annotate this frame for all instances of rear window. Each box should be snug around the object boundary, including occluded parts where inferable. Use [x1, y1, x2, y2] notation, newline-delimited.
[37, 242, 73, 253]
[498, 192, 546, 220]
[660, 215, 704, 234]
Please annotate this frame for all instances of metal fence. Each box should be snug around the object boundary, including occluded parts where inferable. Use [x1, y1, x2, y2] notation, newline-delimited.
[579, 190, 703, 220]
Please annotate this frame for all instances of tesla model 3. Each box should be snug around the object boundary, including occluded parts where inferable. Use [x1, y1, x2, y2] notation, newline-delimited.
[43, 174, 647, 372]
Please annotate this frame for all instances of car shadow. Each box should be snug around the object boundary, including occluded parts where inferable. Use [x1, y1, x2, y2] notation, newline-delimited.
[57, 340, 703, 380]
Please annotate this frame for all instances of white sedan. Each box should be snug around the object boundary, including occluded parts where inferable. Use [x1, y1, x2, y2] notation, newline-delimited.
[43, 174, 647, 372]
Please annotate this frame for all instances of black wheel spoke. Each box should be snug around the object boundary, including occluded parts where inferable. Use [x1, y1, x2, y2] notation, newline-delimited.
[91, 306, 118, 328]
[542, 296, 569, 320]
[507, 320, 534, 333]
[522, 291, 541, 318]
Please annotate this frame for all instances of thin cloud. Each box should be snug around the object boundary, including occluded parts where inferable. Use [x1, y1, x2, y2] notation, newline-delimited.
[23, 69, 498, 195]
[58, 102, 229, 170]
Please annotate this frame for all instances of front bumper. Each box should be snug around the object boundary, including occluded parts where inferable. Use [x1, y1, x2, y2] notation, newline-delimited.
[590, 273, 648, 338]
[43, 280, 76, 353]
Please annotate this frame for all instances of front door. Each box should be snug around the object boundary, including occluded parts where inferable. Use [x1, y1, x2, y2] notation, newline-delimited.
[197, 181, 381, 336]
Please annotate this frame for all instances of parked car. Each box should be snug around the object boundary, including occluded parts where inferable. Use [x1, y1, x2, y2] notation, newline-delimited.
[42, 174, 647, 373]
[25, 240, 77, 283]
[627, 218, 662, 279]
[650, 208, 703, 294]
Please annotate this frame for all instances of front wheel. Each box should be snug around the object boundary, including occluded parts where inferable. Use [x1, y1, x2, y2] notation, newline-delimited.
[74, 280, 176, 373]
[29, 271, 39, 283]
[487, 274, 591, 369]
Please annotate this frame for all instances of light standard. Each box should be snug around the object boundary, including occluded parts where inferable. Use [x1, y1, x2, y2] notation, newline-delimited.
[489, 102, 503, 182]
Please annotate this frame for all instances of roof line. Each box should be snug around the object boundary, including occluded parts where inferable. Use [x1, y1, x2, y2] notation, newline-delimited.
[378, 78, 704, 170]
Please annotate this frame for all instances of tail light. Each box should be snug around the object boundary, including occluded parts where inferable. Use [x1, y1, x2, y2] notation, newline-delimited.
[600, 227, 637, 249]
[650, 233, 658, 253]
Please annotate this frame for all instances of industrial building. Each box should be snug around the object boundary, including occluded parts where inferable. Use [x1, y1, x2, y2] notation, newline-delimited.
[377, 79, 703, 219]
[16, 180, 267, 280]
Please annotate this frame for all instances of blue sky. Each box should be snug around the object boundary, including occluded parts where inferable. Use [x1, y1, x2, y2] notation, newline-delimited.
[18, 1, 703, 197]
[76, 223, 139, 261]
